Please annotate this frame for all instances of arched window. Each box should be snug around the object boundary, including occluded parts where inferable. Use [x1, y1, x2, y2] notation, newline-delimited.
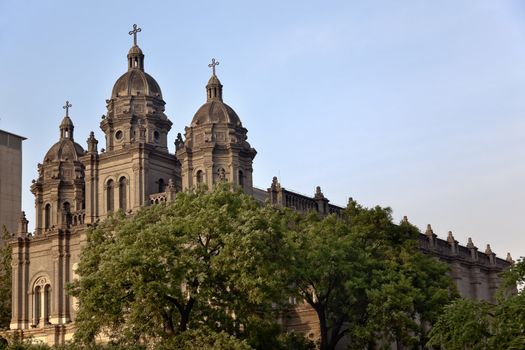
[238, 170, 244, 188]
[107, 179, 114, 213]
[44, 204, 51, 230]
[33, 277, 51, 327]
[119, 177, 127, 211]
[196, 170, 204, 185]
[158, 178, 165, 193]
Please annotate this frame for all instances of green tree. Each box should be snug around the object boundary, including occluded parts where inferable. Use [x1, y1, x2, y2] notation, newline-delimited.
[426, 298, 493, 350]
[157, 327, 254, 350]
[427, 258, 525, 350]
[281, 201, 455, 350]
[0, 226, 12, 330]
[70, 184, 292, 348]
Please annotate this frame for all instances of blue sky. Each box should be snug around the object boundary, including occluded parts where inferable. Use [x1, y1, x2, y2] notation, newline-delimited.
[1, 0, 524, 259]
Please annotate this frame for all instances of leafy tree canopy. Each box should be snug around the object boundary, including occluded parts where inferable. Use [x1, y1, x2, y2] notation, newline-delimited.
[70, 184, 456, 350]
[280, 201, 456, 350]
[70, 184, 301, 348]
[427, 258, 525, 350]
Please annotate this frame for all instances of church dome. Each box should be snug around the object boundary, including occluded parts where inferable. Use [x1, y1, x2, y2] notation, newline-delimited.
[44, 139, 85, 162]
[191, 67, 242, 127]
[44, 114, 85, 162]
[111, 69, 162, 99]
[191, 100, 242, 127]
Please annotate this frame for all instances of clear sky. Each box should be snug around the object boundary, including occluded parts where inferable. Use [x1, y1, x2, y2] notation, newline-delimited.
[0, 0, 524, 259]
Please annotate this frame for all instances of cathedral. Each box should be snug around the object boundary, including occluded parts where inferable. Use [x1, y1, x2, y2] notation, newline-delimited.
[6, 25, 513, 345]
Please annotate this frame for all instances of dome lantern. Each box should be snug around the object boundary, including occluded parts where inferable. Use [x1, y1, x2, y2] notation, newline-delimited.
[206, 58, 223, 102]
[127, 24, 144, 71]
[60, 101, 74, 140]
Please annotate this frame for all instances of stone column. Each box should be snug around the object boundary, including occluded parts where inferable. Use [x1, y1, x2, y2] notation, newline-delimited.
[39, 288, 46, 328]
[21, 238, 30, 328]
[62, 233, 71, 324]
[50, 249, 60, 324]
[9, 242, 21, 329]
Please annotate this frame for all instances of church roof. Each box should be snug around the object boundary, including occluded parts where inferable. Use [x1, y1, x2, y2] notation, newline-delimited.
[111, 69, 162, 99]
[44, 139, 85, 162]
[191, 100, 242, 127]
[60, 116, 74, 128]
[190, 66, 242, 127]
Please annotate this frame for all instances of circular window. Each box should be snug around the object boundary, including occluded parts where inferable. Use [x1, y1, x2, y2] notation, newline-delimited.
[154, 131, 160, 142]
[115, 130, 123, 140]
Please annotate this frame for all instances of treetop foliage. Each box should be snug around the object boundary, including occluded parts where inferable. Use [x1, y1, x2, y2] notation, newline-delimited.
[427, 257, 525, 350]
[2, 184, 460, 350]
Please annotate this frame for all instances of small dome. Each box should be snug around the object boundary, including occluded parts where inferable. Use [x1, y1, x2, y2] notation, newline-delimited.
[128, 45, 143, 55]
[44, 139, 85, 162]
[191, 100, 242, 127]
[207, 74, 221, 86]
[60, 116, 74, 128]
[111, 69, 162, 99]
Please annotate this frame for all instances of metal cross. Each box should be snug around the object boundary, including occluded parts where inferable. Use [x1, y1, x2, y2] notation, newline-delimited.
[63, 101, 72, 117]
[129, 24, 142, 46]
[208, 58, 219, 76]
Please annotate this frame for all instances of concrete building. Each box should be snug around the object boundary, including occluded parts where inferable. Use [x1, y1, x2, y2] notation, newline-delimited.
[0, 130, 26, 239]
[6, 26, 512, 345]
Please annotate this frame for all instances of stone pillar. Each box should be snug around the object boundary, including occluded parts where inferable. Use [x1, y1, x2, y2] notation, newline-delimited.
[34, 192, 43, 236]
[9, 241, 22, 329]
[84, 149, 99, 225]
[425, 224, 437, 249]
[39, 289, 45, 328]
[268, 177, 283, 206]
[485, 244, 496, 265]
[21, 238, 30, 328]
[314, 186, 329, 215]
[166, 179, 177, 202]
[132, 162, 142, 210]
[62, 233, 71, 324]
[467, 237, 478, 261]
[50, 247, 60, 324]
[447, 231, 458, 255]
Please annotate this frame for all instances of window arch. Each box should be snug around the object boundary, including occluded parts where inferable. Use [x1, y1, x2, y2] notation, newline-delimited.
[32, 276, 51, 327]
[44, 203, 51, 230]
[107, 179, 114, 213]
[196, 170, 204, 185]
[119, 177, 127, 211]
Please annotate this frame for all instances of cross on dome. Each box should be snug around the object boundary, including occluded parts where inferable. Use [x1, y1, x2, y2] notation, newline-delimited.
[63, 101, 72, 117]
[129, 24, 142, 46]
[208, 58, 219, 76]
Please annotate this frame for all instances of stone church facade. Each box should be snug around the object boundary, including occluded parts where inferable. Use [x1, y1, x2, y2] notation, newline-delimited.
[7, 26, 512, 345]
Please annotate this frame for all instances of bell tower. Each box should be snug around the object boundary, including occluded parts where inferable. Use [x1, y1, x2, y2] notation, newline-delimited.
[31, 102, 86, 236]
[100, 24, 172, 153]
[85, 24, 179, 219]
[176, 58, 256, 193]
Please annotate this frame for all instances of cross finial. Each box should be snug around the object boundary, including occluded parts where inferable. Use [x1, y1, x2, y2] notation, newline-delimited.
[63, 101, 72, 117]
[129, 24, 142, 46]
[208, 58, 219, 76]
